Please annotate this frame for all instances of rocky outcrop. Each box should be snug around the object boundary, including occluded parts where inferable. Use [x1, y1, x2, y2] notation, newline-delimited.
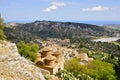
[0, 40, 45, 80]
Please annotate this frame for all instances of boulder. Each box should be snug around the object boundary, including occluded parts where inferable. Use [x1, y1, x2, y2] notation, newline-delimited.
[0, 41, 45, 80]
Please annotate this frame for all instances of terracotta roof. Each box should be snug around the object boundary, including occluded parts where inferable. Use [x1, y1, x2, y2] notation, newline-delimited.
[79, 53, 89, 61]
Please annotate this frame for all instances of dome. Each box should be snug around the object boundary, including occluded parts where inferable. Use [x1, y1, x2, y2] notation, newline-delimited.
[45, 55, 56, 60]
[41, 47, 52, 52]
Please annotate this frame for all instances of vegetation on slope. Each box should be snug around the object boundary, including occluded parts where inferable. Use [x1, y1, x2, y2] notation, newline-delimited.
[0, 18, 6, 40]
[64, 58, 116, 80]
[3, 20, 120, 79]
[4, 27, 36, 42]
[17, 41, 39, 62]
[69, 38, 120, 79]
[70, 38, 120, 56]
[4, 21, 120, 42]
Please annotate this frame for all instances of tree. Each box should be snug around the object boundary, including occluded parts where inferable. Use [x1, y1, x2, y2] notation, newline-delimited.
[64, 57, 91, 79]
[65, 58, 116, 80]
[114, 57, 120, 80]
[17, 41, 39, 62]
[0, 18, 6, 40]
[84, 60, 116, 80]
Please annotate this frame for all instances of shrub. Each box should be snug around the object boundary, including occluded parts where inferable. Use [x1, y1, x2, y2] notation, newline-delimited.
[17, 41, 39, 62]
[0, 18, 6, 40]
[65, 58, 116, 80]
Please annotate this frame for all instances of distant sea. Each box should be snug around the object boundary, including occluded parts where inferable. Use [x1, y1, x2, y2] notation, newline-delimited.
[5, 20, 120, 25]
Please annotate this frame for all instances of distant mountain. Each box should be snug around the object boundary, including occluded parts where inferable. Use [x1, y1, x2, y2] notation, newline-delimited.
[4, 21, 120, 42]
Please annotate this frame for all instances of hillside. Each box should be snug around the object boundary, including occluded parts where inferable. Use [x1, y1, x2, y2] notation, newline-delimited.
[4, 27, 37, 42]
[4, 21, 119, 42]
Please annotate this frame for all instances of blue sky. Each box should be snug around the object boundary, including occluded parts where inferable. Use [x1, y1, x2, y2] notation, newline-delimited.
[0, 0, 120, 22]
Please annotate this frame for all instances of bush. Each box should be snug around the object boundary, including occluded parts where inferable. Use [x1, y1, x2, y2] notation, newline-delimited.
[85, 60, 116, 80]
[17, 41, 39, 62]
[56, 69, 76, 80]
[65, 58, 116, 80]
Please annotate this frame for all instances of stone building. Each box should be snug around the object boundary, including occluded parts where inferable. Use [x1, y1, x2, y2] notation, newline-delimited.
[36, 47, 65, 74]
[79, 53, 93, 65]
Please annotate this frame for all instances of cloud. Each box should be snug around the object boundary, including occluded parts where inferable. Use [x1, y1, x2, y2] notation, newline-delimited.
[43, 2, 65, 12]
[82, 5, 110, 12]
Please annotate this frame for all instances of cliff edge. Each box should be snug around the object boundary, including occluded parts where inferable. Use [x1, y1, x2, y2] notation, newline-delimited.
[0, 40, 45, 80]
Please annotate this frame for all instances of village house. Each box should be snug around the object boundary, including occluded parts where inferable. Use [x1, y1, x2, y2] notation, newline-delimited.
[79, 53, 93, 65]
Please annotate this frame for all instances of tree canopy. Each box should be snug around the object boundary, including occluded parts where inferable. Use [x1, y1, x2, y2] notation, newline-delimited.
[65, 58, 116, 80]
[0, 18, 6, 40]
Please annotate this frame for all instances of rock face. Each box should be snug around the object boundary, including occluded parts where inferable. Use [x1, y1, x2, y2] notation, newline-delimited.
[0, 41, 45, 80]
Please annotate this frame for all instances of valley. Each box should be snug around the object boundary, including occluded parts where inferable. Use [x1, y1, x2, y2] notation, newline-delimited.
[92, 37, 120, 42]
[1, 19, 120, 80]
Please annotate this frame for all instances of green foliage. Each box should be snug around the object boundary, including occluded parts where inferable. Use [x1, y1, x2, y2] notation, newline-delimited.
[17, 41, 39, 62]
[44, 75, 49, 80]
[0, 29, 6, 40]
[70, 38, 120, 57]
[60, 69, 76, 80]
[77, 74, 93, 80]
[64, 58, 93, 80]
[87, 51, 109, 60]
[104, 54, 118, 65]
[85, 60, 116, 80]
[114, 42, 120, 46]
[4, 27, 36, 43]
[65, 58, 116, 80]
[4, 21, 117, 42]
[114, 57, 120, 80]
[0, 18, 6, 40]
[0, 18, 4, 29]
[56, 69, 92, 80]
[65, 57, 84, 76]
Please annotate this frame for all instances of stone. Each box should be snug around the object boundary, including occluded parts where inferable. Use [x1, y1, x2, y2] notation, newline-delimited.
[0, 41, 45, 80]
[36, 47, 65, 75]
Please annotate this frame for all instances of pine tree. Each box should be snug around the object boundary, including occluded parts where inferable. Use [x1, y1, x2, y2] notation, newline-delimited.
[0, 17, 6, 40]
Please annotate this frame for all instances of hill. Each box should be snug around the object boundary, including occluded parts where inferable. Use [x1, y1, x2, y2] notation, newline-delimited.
[4, 21, 120, 42]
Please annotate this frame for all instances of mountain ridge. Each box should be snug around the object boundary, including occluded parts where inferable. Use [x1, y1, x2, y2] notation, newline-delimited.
[4, 20, 120, 42]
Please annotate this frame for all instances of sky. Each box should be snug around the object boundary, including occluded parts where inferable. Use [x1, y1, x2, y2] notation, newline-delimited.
[0, 0, 120, 23]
